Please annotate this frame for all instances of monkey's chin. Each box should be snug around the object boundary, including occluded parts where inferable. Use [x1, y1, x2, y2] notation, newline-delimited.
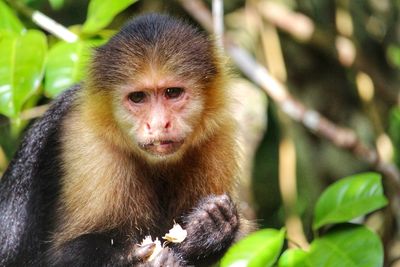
[139, 140, 184, 158]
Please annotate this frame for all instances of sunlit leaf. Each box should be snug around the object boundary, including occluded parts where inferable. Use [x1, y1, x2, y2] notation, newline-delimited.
[278, 248, 311, 267]
[82, 0, 138, 34]
[45, 40, 93, 98]
[0, 0, 25, 34]
[309, 224, 383, 267]
[0, 30, 47, 118]
[221, 228, 285, 267]
[313, 172, 388, 230]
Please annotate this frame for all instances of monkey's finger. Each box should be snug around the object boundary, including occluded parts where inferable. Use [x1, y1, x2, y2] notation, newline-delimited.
[202, 194, 233, 218]
[216, 194, 238, 223]
[152, 247, 169, 266]
[165, 249, 180, 267]
[207, 202, 238, 237]
[205, 203, 226, 227]
[133, 243, 156, 259]
[198, 209, 218, 232]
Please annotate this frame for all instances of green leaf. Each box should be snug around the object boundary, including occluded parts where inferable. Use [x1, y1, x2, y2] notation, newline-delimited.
[221, 228, 285, 267]
[49, 0, 64, 10]
[387, 45, 400, 68]
[278, 249, 312, 267]
[0, 30, 47, 118]
[389, 107, 400, 168]
[308, 224, 383, 267]
[82, 0, 138, 34]
[0, 0, 25, 34]
[45, 41, 92, 98]
[313, 172, 388, 230]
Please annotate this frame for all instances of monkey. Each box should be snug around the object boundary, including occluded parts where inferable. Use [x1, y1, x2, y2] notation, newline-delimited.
[0, 14, 252, 266]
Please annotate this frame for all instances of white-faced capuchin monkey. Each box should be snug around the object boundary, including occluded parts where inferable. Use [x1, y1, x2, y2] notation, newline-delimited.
[0, 14, 252, 266]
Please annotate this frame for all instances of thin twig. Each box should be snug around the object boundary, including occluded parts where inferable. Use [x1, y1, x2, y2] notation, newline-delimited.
[5, 0, 78, 42]
[212, 0, 224, 48]
[0, 146, 7, 173]
[279, 136, 310, 249]
[20, 104, 50, 120]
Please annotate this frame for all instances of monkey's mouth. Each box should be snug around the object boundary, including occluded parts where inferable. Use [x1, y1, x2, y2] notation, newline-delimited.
[140, 139, 184, 156]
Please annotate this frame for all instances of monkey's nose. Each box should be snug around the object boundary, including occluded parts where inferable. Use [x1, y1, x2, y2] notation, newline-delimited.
[146, 121, 171, 133]
[146, 123, 151, 131]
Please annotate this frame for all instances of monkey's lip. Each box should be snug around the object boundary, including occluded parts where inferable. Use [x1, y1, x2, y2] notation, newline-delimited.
[140, 139, 184, 156]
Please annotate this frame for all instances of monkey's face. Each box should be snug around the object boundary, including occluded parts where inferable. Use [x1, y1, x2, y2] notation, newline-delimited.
[115, 75, 204, 160]
[93, 15, 222, 161]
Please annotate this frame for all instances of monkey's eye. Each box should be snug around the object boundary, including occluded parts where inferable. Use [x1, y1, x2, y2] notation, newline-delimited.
[165, 87, 184, 99]
[128, 91, 147, 103]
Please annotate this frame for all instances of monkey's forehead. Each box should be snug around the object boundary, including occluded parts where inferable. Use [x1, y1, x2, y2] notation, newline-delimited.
[90, 14, 221, 89]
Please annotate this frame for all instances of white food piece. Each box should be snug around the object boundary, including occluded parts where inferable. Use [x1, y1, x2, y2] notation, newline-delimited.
[162, 223, 187, 243]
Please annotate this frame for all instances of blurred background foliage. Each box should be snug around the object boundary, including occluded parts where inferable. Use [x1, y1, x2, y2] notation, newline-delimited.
[1, 0, 400, 266]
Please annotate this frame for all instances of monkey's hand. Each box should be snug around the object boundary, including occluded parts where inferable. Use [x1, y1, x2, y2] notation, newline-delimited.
[174, 194, 240, 265]
[137, 247, 184, 267]
[46, 235, 156, 266]
[129, 243, 156, 263]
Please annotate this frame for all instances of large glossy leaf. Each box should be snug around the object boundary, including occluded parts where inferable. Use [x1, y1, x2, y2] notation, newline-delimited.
[221, 228, 285, 267]
[313, 172, 388, 230]
[0, 0, 25, 34]
[0, 30, 47, 118]
[45, 41, 92, 98]
[278, 249, 311, 267]
[308, 224, 383, 267]
[82, 0, 138, 34]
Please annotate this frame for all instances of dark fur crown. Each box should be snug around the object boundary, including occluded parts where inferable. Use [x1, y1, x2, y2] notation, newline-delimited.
[90, 13, 219, 90]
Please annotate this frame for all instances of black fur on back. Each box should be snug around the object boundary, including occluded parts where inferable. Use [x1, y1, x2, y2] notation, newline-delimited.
[0, 86, 80, 266]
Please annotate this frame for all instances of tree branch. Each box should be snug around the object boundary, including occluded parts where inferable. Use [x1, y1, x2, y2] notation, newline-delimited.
[6, 0, 78, 42]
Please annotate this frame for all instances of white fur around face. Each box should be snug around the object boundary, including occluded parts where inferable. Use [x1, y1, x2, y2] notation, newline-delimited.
[111, 77, 205, 162]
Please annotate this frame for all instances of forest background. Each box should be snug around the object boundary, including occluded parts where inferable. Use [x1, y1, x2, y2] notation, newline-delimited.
[0, 0, 400, 266]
